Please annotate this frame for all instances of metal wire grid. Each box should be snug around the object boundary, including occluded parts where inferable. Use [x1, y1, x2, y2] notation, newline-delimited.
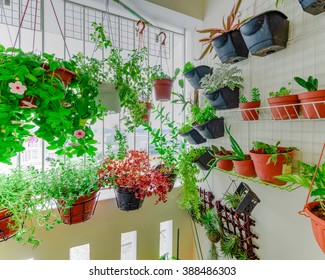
[0, 0, 41, 30]
[64, 0, 171, 58]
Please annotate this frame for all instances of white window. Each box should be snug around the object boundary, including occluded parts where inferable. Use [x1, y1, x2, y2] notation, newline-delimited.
[160, 220, 173, 259]
[121, 231, 137, 260]
[69, 243, 90, 260]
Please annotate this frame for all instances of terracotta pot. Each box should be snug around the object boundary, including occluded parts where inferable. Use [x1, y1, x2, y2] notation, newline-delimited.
[249, 149, 294, 185]
[142, 102, 152, 123]
[0, 208, 17, 241]
[267, 95, 300, 120]
[304, 201, 325, 253]
[97, 82, 121, 113]
[298, 90, 325, 119]
[43, 65, 76, 87]
[58, 189, 100, 225]
[153, 78, 173, 101]
[216, 158, 234, 171]
[232, 158, 256, 177]
[239, 101, 260, 121]
[19, 95, 38, 108]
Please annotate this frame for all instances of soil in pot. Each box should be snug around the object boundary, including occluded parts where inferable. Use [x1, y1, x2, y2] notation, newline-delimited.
[193, 117, 225, 139]
[58, 189, 100, 225]
[179, 128, 207, 145]
[153, 78, 173, 101]
[298, 90, 325, 119]
[184, 66, 213, 90]
[239, 10, 289, 57]
[304, 201, 325, 253]
[299, 0, 325, 15]
[205, 87, 240, 110]
[232, 158, 257, 178]
[116, 186, 144, 211]
[97, 82, 121, 113]
[267, 95, 300, 120]
[211, 30, 249, 64]
[0, 208, 16, 241]
[239, 101, 260, 121]
[249, 149, 294, 185]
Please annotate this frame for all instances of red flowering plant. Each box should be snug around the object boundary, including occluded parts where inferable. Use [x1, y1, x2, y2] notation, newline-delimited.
[98, 150, 171, 204]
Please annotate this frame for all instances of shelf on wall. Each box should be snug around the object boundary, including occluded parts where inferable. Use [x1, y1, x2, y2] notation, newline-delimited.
[218, 100, 325, 122]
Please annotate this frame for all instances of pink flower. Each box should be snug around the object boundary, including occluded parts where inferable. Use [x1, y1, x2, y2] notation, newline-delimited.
[28, 136, 38, 144]
[9, 81, 27, 95]
[74, 129, 86, 139]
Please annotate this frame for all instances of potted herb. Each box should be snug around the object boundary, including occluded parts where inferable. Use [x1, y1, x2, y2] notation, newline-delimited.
[211, 145, 234, 171]
[187, 146, 215, 171]
[267, 85, 300, 120]
[239, 87, 261, 121]
[294, 75, 325, 119]
[200, 63, 244, 110]
[182, 61, 212, 90]
[98, 150, 170, 211]
[191, 104, 225, 139]
[239, 10, 289, 57]
[196, 0, 249, 63]
[275, 158, 325, 253]
[249, 141, 298, 185]
[0, 167, 58, 247]
[202, 208, 223, 243]
[44, 159, 100, 225]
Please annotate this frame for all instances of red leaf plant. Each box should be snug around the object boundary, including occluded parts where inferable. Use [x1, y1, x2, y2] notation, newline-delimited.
[98, 150, 171, 204]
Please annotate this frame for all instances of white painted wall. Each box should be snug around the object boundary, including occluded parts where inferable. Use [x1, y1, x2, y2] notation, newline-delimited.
[191, 0, 325, 259]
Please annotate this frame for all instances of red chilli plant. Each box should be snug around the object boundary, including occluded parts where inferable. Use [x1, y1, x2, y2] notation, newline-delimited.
[196, 0, 244, 60]
[98, 150, 171, 204]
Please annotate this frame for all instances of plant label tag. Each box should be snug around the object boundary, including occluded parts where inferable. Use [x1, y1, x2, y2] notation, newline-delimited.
[282, 163, 292, 174]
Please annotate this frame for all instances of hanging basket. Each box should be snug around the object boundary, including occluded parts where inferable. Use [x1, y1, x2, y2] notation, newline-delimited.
[179, 127, 207, 145]
[97, 82, 121, 113]
[115, 186, 144, 211]
[0, 208, 17, 242]
[234, 182, 261, 215]
[153, 78, 173, 101]
[43, 65, 76, 88]
[193, 149, 215, 171]
[58, 189, 100, 225]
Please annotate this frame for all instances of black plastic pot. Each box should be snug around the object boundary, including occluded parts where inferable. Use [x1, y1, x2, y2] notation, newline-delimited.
[193, 149, 215, 171]
[205, 87, 240, 110]
[179, 128, 207, 145]
[239, 10, 289, 57]
[184, 66, 213, 90]
[299, 0, 325, 15]
[192, 117, 224, 139]
[234, 182, 260, 216]
[115, 187, 144, 211]
[211, 30, 249, 64]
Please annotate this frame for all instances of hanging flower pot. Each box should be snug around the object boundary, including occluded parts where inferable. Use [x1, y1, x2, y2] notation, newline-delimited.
[153, 78, 173, 101]
[192, 117, 225, 139]
[210, 30, 249, 64]
[232, 158, 257, 178]
[154, 164, 177, 192]
[142, 102, 152, 123]
[239, 101, 261, 121]
[0, 208, 16, 241]
[267, 95, 300, 120]
[115, 186, 144, 211]
[303, 201, 325, 253]
[43, 64, 76, 87]
[97, 82, 121, 113]
[234, 182, 260, 216]
[298, 90, 325, 119]
[184, 66, 213, 90]
[299, 0, 325, 15]
[205, 87, 240, 110]
[58, 189, 100, 225]
[193, 149, 215, 171]
[179, 128, 207, 145]
[239, 11, 289, 57]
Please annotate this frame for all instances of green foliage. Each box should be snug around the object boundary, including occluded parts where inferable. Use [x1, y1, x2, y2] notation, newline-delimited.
[294, 76, 318, 92]
[269, 85, 291, 97]
[0, 167, 59, 247]
[225, 125, 246, 160]
[220, 234, 247, 260]
[178, 123, 192, 134]
[200, 63, 244, 93]
[252, 87, 261, 102]
[183, 61, 195, 74]
[106, 127, 129, 160]
[224, 192, 243, 209]
[208, 243, 219, 260]
[239, 94, 248, 103]
[211, 145, 231, 156]
[191, 104, 217, 125]
[202, 208, 223, 242]
[187, 146, 209, 161]
[176, 148, 202, 221]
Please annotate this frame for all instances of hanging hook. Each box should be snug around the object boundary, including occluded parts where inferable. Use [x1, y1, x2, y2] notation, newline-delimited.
[135, 20, 146, 36]
[156, 31, 166, 46]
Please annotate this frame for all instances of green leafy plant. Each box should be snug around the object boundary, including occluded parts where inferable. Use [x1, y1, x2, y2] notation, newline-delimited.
[196, 0, 245, 59]
[269, 84, 292, 97]
[294, 75, 318, 92]
[182, 61, 195, 74]
[220, 234, 247, 260]
[105, 127, 129, 160]
[202, 208, 223, 243]
[187, 146, 210, 162]
[200, 63, 244, 94]
[0, 167, 59, 247]
[240, 87, 260, 103]
[251, 141, 298, 164]
[224, 191, 243, 209]
[191, 104, 218, 125]
[178, 123, 193, 134]
[212, 145, 234, 156]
